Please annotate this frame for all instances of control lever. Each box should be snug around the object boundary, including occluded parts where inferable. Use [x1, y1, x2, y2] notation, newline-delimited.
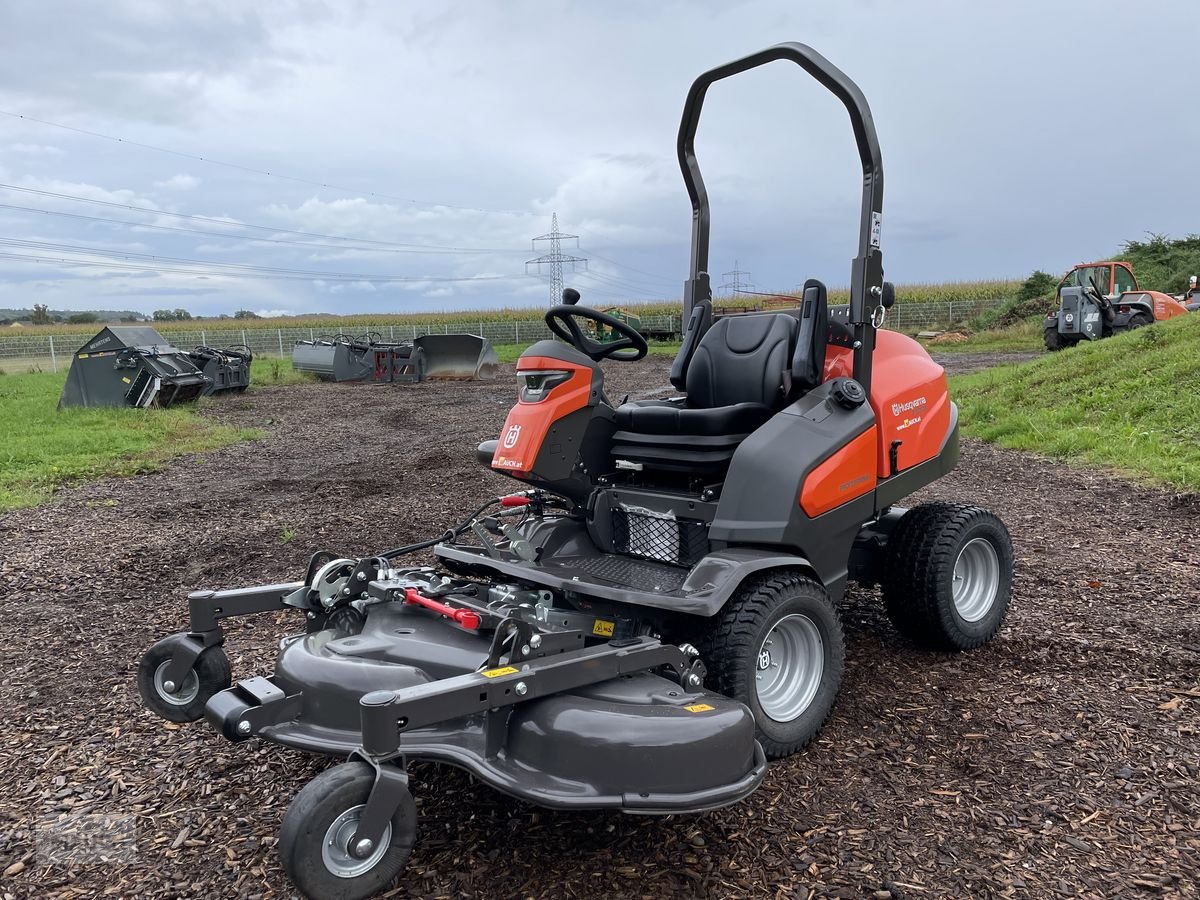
[561, 287, 581, 306]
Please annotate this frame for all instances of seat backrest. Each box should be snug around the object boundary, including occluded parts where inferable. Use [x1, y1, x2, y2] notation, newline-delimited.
[685, 313, 798, 409]
[670, 299, 712, 391]
[792, 278, 828, 391]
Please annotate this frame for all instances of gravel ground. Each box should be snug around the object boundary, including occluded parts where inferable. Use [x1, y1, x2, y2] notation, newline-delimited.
[1, 352, 1197, 900]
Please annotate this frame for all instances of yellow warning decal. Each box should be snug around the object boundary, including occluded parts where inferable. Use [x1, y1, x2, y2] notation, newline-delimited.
[684, 703, 715, 713]
[121, 376, 131, 383]
[78, 353, 89, 359]
[592, 619, 615, 637]
[481, 666, 518, 678]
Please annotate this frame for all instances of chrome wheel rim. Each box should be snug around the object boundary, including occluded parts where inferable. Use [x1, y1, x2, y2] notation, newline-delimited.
[953, 537, 1001, 623]
[755, 614, 824, 722]
[153, 660, 199, 706]
[321, 805, 392, 879]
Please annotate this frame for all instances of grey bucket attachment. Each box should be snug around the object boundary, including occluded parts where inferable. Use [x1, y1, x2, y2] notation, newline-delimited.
[58, 326, 210, 409]
[189, 345, 252, 395]
[291, 333, 498, 383]
[413, 334, 500, 380]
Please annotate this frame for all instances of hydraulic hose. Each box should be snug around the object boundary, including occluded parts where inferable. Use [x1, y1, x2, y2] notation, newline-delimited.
[377, 497, 504, 560]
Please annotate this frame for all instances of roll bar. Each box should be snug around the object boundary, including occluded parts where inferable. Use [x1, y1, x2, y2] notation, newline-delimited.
[677, 42, 884, 391]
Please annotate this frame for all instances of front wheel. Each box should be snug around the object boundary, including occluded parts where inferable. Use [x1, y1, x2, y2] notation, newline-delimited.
[701, 572, 844, 760]
[137, 634, 231, 722]
[1044, 325, 1064, 351]
[882, 503, 1014, 650]
[1128, 312, 1152, 329]
[279, 762, 416, 900]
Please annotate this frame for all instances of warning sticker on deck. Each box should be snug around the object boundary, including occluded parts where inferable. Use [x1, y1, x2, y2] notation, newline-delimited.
[592, 619, 615, 637]
[684, 703, 714, 713]
[481, 666, 518, 678]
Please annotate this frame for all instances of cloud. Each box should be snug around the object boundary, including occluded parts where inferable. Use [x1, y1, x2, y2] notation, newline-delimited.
[9, 143, 64, 156]
[255, 308, 296, 317]
[154, 173, 200, 191]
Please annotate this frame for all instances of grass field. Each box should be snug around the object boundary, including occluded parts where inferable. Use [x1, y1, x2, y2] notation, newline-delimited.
[951, 312, 1200, 489]
[0, 372, 258, 512]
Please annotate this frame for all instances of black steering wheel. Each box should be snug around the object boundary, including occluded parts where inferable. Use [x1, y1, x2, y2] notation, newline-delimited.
[545, 304, 648, 361]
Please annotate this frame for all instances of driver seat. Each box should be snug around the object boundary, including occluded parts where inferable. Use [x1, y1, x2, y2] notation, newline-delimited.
[612, 279, 829, 472]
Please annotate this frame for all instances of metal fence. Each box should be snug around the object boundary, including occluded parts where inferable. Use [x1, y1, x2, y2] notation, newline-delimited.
[0, 298, 1005, 372]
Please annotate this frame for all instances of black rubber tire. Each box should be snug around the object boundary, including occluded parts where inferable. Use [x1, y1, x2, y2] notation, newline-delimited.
[136, 634, 231, 723]
[279, 762, 416, 900]
[700, 572, 844, 760]
[881, 503, 1014, 651]
[1044, 326, 1064, 351]
[1128, 312, 1152, 329]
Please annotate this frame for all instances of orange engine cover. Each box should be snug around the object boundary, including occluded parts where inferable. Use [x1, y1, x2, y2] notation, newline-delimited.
[824, 331, 952, 477]
[1127, 290, 1189, 321]
[491, 356, 593, 475]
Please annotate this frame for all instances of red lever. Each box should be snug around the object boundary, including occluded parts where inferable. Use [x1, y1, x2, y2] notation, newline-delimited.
[501, 495, 531, 507]
[404, 588, 481, 630]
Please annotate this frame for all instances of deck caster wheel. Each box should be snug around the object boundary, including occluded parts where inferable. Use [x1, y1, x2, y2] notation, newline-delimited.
[137, 634, 231, 723]
[882, 502, 1014, 650]
[701, 572, 844, 761]
[279, 762, 416, 900]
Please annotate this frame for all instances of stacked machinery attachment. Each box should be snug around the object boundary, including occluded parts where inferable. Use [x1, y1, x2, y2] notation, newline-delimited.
[139, 43, 1016, 900]
[189, 344, 252, 396]
[59, 326, 253, 409]
[291, 332, 499, 383]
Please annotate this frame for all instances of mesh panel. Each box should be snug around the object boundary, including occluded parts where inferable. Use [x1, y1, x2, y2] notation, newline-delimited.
[612, 506, 708, 568]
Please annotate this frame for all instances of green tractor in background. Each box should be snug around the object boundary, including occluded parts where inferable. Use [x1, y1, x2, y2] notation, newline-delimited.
[587, 307, 643, 343]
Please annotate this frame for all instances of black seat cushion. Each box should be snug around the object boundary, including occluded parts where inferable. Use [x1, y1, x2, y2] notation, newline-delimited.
[614, 399, 774, 436]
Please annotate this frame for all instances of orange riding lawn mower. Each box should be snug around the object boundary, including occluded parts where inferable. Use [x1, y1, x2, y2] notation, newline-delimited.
[1043, 260, 1192, 350]
[138, 43, 1015, 900]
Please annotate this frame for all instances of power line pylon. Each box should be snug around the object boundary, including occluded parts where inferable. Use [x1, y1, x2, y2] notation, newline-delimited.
[526, 213, 587, 303]
[717, 259, 754, 297]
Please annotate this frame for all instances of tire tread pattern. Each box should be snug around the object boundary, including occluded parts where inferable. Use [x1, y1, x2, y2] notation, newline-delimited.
[882, 502, 1013, 651]
[700, 571, 844, 759]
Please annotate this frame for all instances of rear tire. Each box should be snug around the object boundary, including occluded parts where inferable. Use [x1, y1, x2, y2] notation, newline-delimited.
[1128, 312, 1152, 329]
[279, 762, 416, 900]
[1044, 326, 1064, 351]
[701, 572, 844, 760]
[882, 503, 1013, 650]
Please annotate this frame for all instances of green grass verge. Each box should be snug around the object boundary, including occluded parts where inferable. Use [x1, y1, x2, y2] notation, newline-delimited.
[950, 313, 1200, 489]
[0, 371, 259, 512]
[249, 356, 319, 386]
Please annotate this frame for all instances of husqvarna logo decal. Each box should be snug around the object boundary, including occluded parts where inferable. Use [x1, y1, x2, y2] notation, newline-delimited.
[502, 424, 522, 449]
[891, 396, 927, 417]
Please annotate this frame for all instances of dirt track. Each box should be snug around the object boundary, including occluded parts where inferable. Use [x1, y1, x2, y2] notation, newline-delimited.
[0, 354, 1197, 899]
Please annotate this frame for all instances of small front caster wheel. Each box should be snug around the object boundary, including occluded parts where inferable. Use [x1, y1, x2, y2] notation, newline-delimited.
[279, 762, 417, 900]
[136, 634, 231, 723]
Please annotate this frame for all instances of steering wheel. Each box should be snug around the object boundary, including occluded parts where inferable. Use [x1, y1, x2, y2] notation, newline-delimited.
[545, 304, 648, 361]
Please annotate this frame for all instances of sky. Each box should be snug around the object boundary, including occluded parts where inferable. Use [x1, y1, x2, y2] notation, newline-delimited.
[0, 0, 1197, 318]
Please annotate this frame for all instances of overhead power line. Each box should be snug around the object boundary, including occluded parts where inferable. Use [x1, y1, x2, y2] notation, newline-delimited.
[0, 108, 526, 215]
[0, 251, 529, 285]
[586, 252, 678, 286]
[0, 201, 524, 256]
[0, 235, 524, 284]
[0, 183, 523, 253]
